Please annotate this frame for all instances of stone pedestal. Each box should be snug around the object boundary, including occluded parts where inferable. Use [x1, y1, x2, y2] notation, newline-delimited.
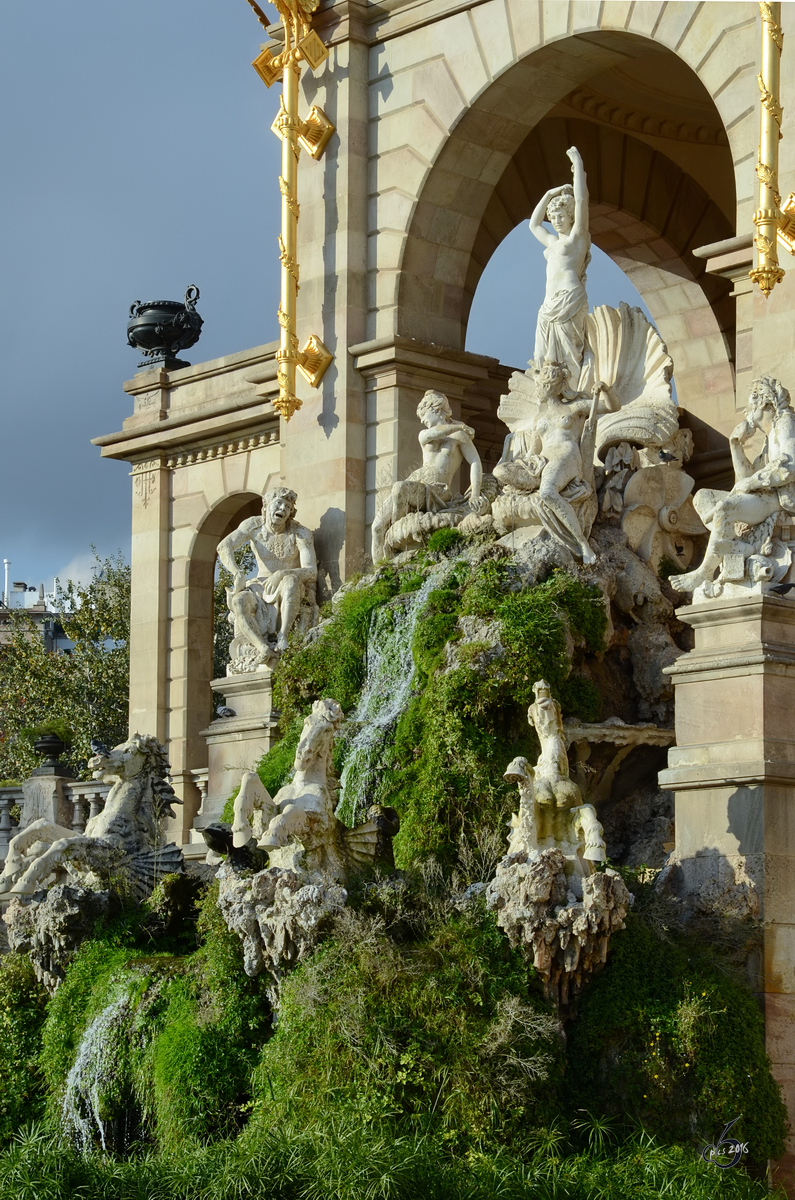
[659, 594, 795, 1184]
[194, 672, 279, 831]
[20, 772, 74, 830]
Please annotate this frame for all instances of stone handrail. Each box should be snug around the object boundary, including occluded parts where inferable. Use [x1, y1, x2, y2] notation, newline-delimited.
[0, 780, 111, 863]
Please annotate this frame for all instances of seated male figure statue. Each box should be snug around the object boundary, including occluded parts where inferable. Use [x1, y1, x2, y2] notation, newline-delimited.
[672, 376, 795, 596]
[371, 390, 488, 561]
[217, 487, 318, 669]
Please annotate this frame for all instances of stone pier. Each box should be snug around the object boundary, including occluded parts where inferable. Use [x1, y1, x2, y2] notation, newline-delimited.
[659, 594, 795, 1185]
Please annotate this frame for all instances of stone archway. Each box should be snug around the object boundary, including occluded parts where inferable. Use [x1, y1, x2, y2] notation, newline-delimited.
[355, 15, 753, 520]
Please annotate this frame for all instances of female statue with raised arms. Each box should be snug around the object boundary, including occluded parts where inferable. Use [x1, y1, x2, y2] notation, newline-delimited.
[529, 146, 591, 386]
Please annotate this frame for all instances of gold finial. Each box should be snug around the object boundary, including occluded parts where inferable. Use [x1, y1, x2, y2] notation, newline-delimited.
[244, 0, 334, 420]
[750, 1, 786, 296]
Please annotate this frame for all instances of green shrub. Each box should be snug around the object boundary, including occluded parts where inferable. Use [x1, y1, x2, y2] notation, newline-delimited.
[566, 907, 788, 1168]
[252, 884, 562, 1144]
[0, 956, 47, 1143]
[38, 884, 271, 1153]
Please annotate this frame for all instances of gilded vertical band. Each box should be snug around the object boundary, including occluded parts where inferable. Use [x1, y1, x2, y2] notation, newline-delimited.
[246, 0, 335, 420]
[750, 1, 785, 296]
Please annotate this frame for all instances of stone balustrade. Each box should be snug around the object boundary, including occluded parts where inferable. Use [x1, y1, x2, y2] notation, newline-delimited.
[0, 780, 111, 863]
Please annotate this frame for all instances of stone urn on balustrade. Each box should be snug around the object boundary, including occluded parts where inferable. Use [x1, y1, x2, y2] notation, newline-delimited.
[127, 285, 203, 370]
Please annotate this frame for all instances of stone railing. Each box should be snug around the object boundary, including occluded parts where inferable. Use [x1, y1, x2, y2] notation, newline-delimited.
[0, 780, 111, 863]
[0, 787, 23, 863]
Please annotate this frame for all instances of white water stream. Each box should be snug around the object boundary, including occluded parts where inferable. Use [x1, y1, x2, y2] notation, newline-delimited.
[336, 567, 448, 826]
[62, 989, 131, 1151]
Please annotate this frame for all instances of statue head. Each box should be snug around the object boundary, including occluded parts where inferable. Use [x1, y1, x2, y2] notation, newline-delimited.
[417, 390, 452, 426]
[748, 376, 791, 423]
[546, 185, 575, 233]
[262, 487, 298, 530]
[532, 361, 575, 401]
[532, 679, 553, 702]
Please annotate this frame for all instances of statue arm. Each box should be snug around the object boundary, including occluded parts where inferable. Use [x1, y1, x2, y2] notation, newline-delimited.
[567, 146, 589, 237]
[459, 435, 485, 509]
[218, 519, 259, 579]
[529, 189, 563, 247]
[729, 418, 758, 483]
[295, 526, 318, 583]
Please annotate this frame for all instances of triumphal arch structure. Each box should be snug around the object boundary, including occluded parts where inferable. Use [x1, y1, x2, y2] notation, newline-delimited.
[96, 0, 786, 818]
[95, 8, 795, 1166]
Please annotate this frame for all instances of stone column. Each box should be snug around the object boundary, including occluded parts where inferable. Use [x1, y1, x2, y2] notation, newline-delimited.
[128, 454, 170, 743]
[659, 593, 795, 1183]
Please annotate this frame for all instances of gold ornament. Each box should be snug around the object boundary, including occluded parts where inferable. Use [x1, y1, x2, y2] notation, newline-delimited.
[244, 0, 334, 420]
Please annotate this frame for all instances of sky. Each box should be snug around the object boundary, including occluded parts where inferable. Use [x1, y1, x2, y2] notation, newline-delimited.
[0, 2, 647, 594]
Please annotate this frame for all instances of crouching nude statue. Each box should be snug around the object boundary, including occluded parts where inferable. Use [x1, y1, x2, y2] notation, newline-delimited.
[371, 390, 489, 560]
[0, 735, 183, 900]
[672, 376, 795, 600]
[217, 487, 318, 673]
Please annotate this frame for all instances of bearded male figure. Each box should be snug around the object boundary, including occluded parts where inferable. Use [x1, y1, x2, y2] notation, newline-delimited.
[672, 376, 795, 597]
[217, 487, 318, 671]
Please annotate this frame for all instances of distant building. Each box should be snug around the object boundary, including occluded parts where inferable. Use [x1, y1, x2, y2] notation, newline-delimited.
[0, 580, 73, 653]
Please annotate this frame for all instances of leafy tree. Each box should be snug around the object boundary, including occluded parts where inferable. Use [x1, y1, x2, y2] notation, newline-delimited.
[0, 553, 130, 781]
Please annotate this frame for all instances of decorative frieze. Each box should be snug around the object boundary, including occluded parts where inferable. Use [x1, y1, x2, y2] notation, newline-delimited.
[163, 430, 279, 471]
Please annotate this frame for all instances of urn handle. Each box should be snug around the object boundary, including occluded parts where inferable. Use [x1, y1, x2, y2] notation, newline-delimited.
[184, 285, 200, 310]
[129, 300, 142, 318]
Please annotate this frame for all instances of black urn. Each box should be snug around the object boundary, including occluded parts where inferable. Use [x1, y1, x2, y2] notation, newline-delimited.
[32, 732, 74, 777]
[127, 285, 203, 369]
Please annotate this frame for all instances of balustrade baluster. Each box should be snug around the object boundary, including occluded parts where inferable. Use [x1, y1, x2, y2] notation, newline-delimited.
[0, 793, 14, 863]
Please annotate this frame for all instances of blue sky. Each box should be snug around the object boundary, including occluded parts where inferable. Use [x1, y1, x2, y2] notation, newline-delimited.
[0, 2, 646, 592]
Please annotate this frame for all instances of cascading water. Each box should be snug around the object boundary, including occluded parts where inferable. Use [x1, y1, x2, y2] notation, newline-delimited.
[337, 566, 449, 826]
[62, 988, 132, 1152]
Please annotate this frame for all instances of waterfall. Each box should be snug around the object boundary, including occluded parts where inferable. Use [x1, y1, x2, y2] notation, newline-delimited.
[62, 989, 131, 1152]
[337, 567, 447, 826]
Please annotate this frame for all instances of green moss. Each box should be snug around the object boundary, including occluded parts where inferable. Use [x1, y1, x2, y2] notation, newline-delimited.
[252, 889, 561, 1144]
[38, 884, 271, 1153]
[274, 570, 401, 726]
[426, 527, 463, 555]
[0, 955, 48, 1142]
[566, 907, 788, 1167]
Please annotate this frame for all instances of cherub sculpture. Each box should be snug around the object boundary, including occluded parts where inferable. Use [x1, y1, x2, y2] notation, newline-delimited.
[371, 390, 489, 560]
[0, 735, 183, 900]
[672, 376, 795, 600]
[217, 487, 318, 672]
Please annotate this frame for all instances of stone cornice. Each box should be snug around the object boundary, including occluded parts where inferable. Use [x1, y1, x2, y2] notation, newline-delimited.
[565, 84, 729, 146]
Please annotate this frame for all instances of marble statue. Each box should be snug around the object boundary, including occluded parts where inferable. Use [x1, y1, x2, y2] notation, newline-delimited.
[620, 429, 706, 574]
[371, 390, 489, 560]
[527, 680, 588, 810]
[486, 679, 629, 1007]
[227, 698, 399, 880]
[529, 146, 591, 386]
[672, 376, 795, 601]
[212, 698, 399, 985]
[217, 487, 318, 673]
[493, 361, 617, 563]
[0, 734, 183, 900]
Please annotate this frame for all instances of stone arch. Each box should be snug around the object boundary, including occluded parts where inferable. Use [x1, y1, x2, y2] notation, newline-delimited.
[460, 116, 735, 419]
[177, 491, 263, 811]
[373, 17, 750, 474]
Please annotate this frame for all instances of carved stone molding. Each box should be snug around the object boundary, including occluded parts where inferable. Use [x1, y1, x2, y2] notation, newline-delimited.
[130, 458, 162, 509]
[165, 429, 279, 470]
[566, 84, 728, 146]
